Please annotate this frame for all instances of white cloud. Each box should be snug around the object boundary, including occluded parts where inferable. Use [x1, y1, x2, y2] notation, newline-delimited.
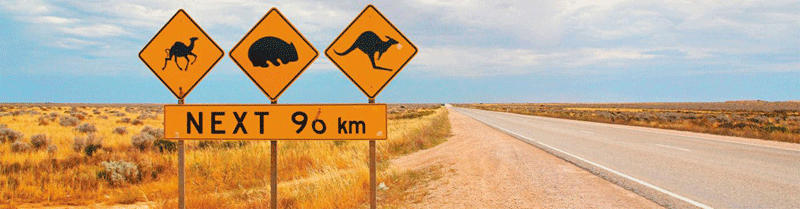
[52, 38, 101, 49]
[1, 0, 798, 76]
[0, 0, 50, 14]
[60, 24, 130, 38]
[30, 16, 78, 24]
[414, 46, 663, 76]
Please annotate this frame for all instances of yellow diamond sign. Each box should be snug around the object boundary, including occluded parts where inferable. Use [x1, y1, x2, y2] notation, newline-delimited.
[139, 9, 224, 99]
[326, 5, 417, 98]
[230, 8, 318, 101]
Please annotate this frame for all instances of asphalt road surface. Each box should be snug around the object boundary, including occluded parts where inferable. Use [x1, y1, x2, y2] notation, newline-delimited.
[452, 107, 800, 209]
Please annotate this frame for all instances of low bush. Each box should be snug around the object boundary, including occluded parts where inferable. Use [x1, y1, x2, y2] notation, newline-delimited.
[112, 126, 127, 135]
[154, 139, 176, 152]
[71, 113, 87, 120]
[74, 134, 103, 156]
[131, 126, 173, 152]
[117, 118, 131, 123]
[59, 115, 80, 127]
[37, 116, 51, 126]
[137, 114, 157, 120]
[197, 140, 247, 149]
[11, 141, 31, 153]
[140, 126, 163, 139]
[30, 134, 50, 149]
[47, 144, 58, 156]
[75, 123, 97, 133]
[131, 119, 144, 126]
[131, 132, 155, 151]
[98, 160, 140, 186]
[0, 128, 24, 143]
[72, 136, 86, 152]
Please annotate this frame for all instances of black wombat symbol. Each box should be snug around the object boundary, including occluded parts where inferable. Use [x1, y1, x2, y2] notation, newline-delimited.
[163, 37, 198, 71]
[335, 31, 398, 71]
[248, 36, 298, 68]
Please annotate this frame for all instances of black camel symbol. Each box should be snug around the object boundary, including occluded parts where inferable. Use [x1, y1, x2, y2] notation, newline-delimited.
[163, 37, 198, 71]
[335, 31, 398, 71]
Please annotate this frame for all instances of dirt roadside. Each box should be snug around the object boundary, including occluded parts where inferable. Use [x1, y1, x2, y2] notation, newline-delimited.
[390, 108, 661, 208]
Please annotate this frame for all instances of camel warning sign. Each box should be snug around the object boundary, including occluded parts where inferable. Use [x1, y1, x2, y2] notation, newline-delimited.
[229, 8, 318, 101]
[139, 9, 224, 100]
[326, 5, 417, 99]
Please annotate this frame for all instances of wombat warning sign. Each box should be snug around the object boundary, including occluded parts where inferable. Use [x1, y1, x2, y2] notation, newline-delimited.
[229, 8, 318, 101]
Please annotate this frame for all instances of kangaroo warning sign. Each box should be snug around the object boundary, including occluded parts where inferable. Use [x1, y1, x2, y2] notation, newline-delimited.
[139, 9, 224, 100]
[163, 104, 386, 140]
[229, 8, 318, 102]
[326, 5, 417, 99]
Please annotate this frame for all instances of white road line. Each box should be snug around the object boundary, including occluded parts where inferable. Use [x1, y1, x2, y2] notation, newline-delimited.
[455, 108, 714, 209]
[656, 144, 692, 152]
[637, 128, 799, 153]
[474, 108, 800, 153]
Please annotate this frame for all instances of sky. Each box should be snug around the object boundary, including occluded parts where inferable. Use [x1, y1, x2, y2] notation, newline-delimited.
[0, 0, 798, 104]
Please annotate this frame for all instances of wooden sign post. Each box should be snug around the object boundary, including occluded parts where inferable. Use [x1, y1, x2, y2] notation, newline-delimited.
[139, 9, 224, 209]
[326, 5, 417, 208]
[228, 8, 319, 209]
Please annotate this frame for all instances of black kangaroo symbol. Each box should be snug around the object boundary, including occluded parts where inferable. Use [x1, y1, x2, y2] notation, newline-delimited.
[163, 37, 198, 71]
[335, 31, 398, 71]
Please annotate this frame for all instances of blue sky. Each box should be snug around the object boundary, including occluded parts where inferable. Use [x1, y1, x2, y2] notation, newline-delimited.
[0, 1, 798, 104]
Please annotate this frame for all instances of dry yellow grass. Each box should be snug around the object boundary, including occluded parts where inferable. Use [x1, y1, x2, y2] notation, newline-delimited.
[0, 105, 450, 208]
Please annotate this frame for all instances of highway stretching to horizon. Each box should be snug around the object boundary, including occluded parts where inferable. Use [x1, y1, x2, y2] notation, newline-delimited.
[452, 106, 800, 209]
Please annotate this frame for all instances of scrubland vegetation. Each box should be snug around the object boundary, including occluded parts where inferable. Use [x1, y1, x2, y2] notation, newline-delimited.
[457, 101, 800, 143]
[0, 104, 450, 208]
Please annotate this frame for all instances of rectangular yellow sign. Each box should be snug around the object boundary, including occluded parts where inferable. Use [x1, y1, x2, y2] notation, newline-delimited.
[164, 104, 386, 140]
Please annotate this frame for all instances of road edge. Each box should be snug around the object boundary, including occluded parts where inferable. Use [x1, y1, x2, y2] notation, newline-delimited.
[452, 107, 711, 209]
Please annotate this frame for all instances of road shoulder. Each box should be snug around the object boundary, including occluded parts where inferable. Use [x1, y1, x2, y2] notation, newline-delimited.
[390, 108, 660, 208]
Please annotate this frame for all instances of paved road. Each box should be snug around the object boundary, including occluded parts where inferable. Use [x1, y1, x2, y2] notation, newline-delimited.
[453, 107, 800, 209]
